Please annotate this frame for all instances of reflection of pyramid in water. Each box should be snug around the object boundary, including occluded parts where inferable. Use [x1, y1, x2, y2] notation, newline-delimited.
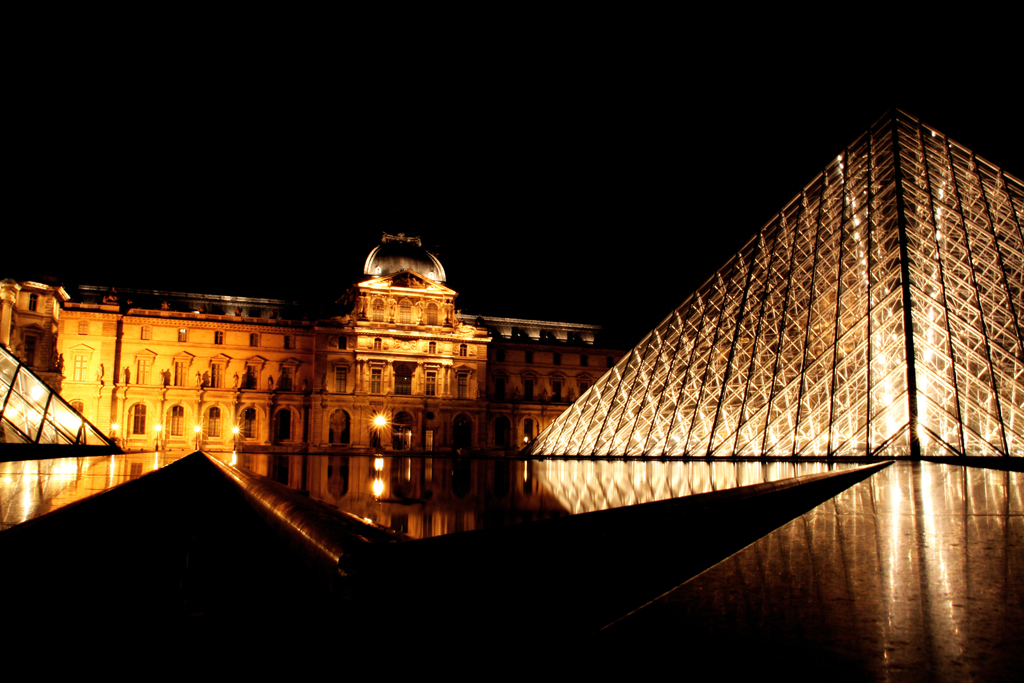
[0, 346, 110, 446]
[528, 111, 1024, 458]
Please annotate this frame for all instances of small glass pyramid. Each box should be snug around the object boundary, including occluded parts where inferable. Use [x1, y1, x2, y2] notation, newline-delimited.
[527, 111, 1023, 458]
[0, 345, 111, 446]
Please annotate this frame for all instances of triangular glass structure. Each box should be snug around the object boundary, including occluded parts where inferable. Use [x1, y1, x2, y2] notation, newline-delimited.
[527, 111, 1024, 458]
[0, 345, 112, 446]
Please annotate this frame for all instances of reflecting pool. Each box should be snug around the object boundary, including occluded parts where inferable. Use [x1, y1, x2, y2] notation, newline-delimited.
[1, 451, 860, 537]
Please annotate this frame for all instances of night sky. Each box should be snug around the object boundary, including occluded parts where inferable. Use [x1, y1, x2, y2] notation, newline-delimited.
[14, 43, 1021, 349]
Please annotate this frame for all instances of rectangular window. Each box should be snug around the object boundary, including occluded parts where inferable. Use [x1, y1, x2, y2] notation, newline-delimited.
[208, 408, 221, 437]
[137, 359, 151, 385]
[141, 326, 151, 340]
[496, 349, 505, 362]
[335, 367, 347, 393]
[284, 335, 293, 349]
[174, 361, 187, 386]
[280, 367, 293, 391]
[28, 293, 39, 312]
[245, 366, 258, 389]
[73, 355, 88, 381]
[457, 373, 468, 399]
[552, 380, 562, 402]
[370, 368, 382, 394]
[579, 380, 590, 394]
[580, 354, 588, 367]
[170, 406, 184, 436]
[494, 377, 506, 400]
[211, 364, 223, 388]
[426, 371, 436, 396]
[23, 335, 36, 367]
[214, 331, 224, 345]
[607, 356, 614, 368]
[178, 328, 188, 342]
[132, 406, 147, 434]
[78, 321, 89, 335]
[250, 333, 259, 347]
[525, 351, 533, 364]
[553, 352, 561, 366]
[395, 368, 411, 395]
[524, 379, 534, 401]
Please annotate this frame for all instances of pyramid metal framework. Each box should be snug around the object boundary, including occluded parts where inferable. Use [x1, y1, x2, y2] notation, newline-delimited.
[527, 111, 1024, 458]
[0, 346, 111, 446]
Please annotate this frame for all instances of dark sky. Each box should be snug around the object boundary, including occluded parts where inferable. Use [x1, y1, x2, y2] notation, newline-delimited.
[14, 43, 1022, 348]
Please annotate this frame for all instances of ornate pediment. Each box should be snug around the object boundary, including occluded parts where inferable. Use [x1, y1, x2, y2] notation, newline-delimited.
[356, 270, 457, 296]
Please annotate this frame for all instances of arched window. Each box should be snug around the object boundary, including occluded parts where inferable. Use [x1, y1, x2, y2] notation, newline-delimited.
[70, 400, 85, 414]
[276, 410, 292, 441]
[242, 408, 256, 438]
[459, 344, 467, 357]
[170, 406, 184, 436]
[329, 410, 351, 445]
[373, 338, 382, 350]
[28, 293, 38, 311]
[426, 303, 438, 326]
[208, 407, 221, 438]
[523, 418, 536, 444]
[494, 416, 511, 448]
[399, 300, 412, 324]
[428, 341, 436, 354]
[131, 404, 147, 434]
[372, 298, 384, 322]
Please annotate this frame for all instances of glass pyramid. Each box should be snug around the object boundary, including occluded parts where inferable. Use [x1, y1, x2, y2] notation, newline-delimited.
[527, 111, 1024, 458]
[0, 345, 111, 446]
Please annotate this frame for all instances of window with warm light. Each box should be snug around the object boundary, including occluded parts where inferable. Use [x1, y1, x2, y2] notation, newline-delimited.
[426, 303, 438, 326]
[211, 363, 223, 388]
[131, 404, 147, 434]
[178, 328, 188, 343]
[141, 326, 151, 340]
[208, 407, 221, 438]
[174, 361, 188, 387]
[372, 298, 384, 322]
[137, 358, 151, 385]
[73, 354, 88, 381]
[399, 300, 412, 324]
[170, 406, 184, 436]
[78, 321, 89, 335]
[370, 368, 382, 394]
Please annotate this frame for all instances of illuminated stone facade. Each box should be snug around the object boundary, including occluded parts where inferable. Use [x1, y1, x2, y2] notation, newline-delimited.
[527, 110, 1024, 458]
[0, 278, 68, 393]
[50, 234, 623, 453]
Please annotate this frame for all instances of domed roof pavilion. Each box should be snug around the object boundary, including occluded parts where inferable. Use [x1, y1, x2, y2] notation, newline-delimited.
[363, 233, 446, 283]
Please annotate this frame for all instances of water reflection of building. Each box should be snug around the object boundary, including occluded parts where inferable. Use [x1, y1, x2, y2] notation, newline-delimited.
[237, 454, 568, 539]
[40, 233, 624, 453]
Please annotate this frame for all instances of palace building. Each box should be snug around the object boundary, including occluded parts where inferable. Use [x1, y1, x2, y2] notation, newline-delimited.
[35, 233, 622, 453]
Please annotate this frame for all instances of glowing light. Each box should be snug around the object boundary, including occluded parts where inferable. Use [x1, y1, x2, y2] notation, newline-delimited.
[374, 457, 384, 471]
[194, 424, 201, 433]
[30, 386, 45, 402]
[232, 425, 240, 434]
[111, 423, 120, 431]
[373, 414, 387, 428]
[372, 478, 384, 497]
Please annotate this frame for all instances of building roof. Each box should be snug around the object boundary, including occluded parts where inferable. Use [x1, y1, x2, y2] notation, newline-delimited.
[363, 233, 446, 283]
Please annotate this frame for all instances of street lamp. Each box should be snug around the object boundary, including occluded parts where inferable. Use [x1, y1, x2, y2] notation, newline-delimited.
[232, 425, 240, 451]
[194, 424, 201, 451]
[153, 423, 162, 451]
[372, 414, 387, 449]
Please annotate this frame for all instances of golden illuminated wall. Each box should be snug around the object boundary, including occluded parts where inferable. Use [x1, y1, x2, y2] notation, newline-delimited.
[527, 111, 1024, 457]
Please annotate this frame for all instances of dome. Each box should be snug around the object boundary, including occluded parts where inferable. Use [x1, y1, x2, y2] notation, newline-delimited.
[363, 233, 446, 282]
